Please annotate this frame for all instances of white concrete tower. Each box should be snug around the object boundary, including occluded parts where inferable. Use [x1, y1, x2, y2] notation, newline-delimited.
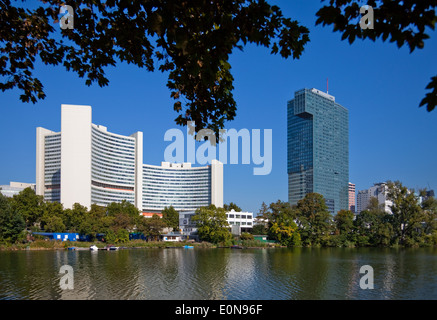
[60, 104, 92, 209]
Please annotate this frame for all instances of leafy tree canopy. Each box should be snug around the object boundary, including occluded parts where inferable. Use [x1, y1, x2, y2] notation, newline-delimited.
[0, 0, 309, 139]
[316, 0, 437, 112]
[2, 0, 435, 135]
[192, 204, 232, 244]
[162, 206, 179, 231]
[0, 193, 26, 243]
[295, 193, 333, 246]
[223, 202, 242, 212]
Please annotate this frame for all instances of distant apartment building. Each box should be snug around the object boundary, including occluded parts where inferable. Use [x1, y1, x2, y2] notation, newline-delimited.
[0, 182, 35, 198]
[226, 209, 253, 233]
[356, 182, 393, 214]
[178, 209, 254, 236]
[287, 88, 349, 215]
[36, 104, 223, 213]
[348, 182, 356, 213]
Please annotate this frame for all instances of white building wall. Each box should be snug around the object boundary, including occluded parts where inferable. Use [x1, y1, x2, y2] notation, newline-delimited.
[60, 104, 92, 209]
[211, 159, 223, 208]
[226, 210, 254, 229]
[131, 131, 143, 210]
[36, 127, 57, 196]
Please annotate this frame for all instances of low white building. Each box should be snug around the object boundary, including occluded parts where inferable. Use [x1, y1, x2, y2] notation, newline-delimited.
[178, 209, 254, 236]
[0, 182, 36, 198]
[226, 209, 254, 233]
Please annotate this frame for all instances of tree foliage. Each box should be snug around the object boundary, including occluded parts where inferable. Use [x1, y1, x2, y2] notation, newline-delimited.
[162, 206, 179, 231]
[316, 0, 437, 112]
[353, 197, 393, 247]
[0, 0, 309, 138]
[0, 193, 26, 243]
[295, 193, 333, 246]
[137, 214, 167, 241]
[224, 202, 242, 212]
[256, 185, 437, 248]
[9, 187, 44, 228]
[192, 204, 232, 244]
[387, 181, 426, 246]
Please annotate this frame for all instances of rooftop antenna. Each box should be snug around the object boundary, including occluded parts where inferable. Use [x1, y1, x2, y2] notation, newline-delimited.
[327, 78, 329, 94]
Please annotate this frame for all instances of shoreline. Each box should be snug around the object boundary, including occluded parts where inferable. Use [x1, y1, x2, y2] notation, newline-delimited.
[0, 239, 278, 251]
[1, 240, 435, 251]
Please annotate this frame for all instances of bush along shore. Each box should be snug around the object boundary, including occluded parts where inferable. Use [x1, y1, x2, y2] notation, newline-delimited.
[0, 239, 278, 251]
[1, 180, 436, 250]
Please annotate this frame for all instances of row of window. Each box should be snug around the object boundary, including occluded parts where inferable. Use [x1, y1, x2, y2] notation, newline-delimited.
[91, 130, 135, 149]
[92, 142, 135, 161]
[92, 157, 135, 171]
[92, 126, 136, 144]
[142, 172, 210, 179]
[229, 221, 253, 226]
[91, 151, 135, 168]
[227, 214, 253, 219]
[92, 163, 135, 177]
[91, 180, 135, 191]
[143, 166, 210, 173]
[91, 136, 135, 155]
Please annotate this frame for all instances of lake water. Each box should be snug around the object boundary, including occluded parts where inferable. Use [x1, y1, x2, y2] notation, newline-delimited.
[0, 247, 436, 300]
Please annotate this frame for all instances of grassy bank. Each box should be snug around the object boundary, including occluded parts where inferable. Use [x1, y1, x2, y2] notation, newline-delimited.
[0, 239, 219, 250]
[0, 239, 279, 250]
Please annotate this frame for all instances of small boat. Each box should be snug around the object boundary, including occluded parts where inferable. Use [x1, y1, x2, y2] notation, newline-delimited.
[67, 246, 76, 251]
[90, 245, 98, 251]
[183, 245, 194, 249]
[106, 245, 119, 251]
[231, 245, 243, 249]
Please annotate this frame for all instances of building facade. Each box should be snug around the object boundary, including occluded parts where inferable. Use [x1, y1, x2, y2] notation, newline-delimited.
[287, 88, 349, 215]
[348, 182, 356, 213]
[226, 209, 254, 232]
[142, 161, 223, 213]
[356, 182, 393, 214]
[36, 104, 223, 213]
[0, 182, 36, 198]
[178, 209, 253, 236]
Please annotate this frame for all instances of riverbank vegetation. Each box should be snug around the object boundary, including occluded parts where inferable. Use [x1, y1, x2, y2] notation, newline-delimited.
[255, 181, 437, 248]
[0, 180, 436, 249]
[0, 188, 175, 247]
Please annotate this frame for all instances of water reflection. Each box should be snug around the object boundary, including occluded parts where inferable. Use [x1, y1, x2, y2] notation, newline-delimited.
[0, 247, 436, 300]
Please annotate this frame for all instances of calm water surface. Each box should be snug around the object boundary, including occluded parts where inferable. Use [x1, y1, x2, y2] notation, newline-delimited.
[0, 247, 436, 300]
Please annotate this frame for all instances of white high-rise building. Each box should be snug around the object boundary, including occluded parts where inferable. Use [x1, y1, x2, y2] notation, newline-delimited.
[356, 182, 393, 214]
[36, 104, 223, 212]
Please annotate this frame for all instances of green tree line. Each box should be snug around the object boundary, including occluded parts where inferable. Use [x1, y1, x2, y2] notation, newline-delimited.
[0, 187, 180, 244]
[1, 180, 436, 248]
[253, 181, 437, 248]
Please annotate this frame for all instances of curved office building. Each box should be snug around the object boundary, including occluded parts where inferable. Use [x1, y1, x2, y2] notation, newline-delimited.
[90, 124, 136, 207]
[36, 104, 223, 213]
[143, 162, 215, 212]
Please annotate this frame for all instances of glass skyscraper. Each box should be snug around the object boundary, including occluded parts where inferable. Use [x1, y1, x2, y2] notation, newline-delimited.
[287, 88, 349, 215]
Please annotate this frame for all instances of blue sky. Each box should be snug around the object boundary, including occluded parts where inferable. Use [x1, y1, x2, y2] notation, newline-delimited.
[1, 0, 436, 214]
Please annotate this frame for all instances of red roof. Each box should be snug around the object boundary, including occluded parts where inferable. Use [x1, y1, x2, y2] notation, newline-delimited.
[141, 212, 163, 218]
